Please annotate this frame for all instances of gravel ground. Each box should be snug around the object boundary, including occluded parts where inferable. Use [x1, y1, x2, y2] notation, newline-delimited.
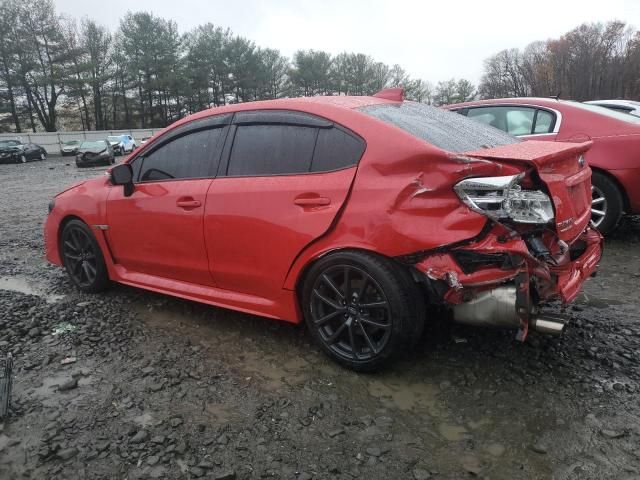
[0, 156, 639, 480]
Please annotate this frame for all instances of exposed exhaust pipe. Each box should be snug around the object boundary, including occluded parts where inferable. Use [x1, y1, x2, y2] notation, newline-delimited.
[530, 317, 566, 336]
[452, 286, 566, 336]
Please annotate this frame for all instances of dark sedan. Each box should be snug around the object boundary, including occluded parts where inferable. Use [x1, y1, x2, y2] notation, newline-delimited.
[0, 140, 47, 164]
[75, 140, 115, 168]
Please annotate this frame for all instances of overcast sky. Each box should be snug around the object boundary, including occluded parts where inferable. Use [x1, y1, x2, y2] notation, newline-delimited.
[55, 0, 639, 84]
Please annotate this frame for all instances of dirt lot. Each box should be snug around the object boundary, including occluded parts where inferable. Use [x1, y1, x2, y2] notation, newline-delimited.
[0, 156, 639, 480]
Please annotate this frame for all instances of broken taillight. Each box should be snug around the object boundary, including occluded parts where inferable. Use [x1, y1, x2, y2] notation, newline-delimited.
[454, 174, 554, 224]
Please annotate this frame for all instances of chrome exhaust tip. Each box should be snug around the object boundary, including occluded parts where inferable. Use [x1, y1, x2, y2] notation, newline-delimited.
[530, 317, 566, 336]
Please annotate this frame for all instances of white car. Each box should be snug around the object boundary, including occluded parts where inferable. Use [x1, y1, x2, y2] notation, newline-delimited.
[585, 99, 640, 117]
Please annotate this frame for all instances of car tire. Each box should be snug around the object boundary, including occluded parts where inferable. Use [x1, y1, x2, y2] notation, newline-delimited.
[301, 250, 424, 372]
[61, 220, 109, 293]
[40, 152, 46, 161]
[591, 171, 623, 235]
[20, 155, 26, 163]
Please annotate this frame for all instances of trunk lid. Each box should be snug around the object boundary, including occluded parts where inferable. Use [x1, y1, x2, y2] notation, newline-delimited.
[465, 140, 593, 242]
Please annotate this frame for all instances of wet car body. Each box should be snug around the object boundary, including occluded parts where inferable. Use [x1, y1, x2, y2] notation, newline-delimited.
[444, 97, 640, 234]
[0, 140, 47, 164]
[45, 90, 603, 370]
[75, 140, 115, 168]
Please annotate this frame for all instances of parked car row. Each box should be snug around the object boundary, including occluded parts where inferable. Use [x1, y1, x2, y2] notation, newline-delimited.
[444, 97, 640, 234]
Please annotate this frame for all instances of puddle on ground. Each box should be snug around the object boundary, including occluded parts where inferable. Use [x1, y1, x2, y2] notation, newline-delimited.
[367, 379, 440, 413]
[0, 276, 64, 303]
[133, 412, 161, 427]
[576, 292, 624, 308]
[137, 305, 312, 391]
[438, 423, 469, 441]
[204, 403, 239, 424]
[468, 417, 492, 430]
[236, 351, 310, 391]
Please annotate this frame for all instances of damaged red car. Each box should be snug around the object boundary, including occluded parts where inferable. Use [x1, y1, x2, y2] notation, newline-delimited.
[44, 89, 602, 371]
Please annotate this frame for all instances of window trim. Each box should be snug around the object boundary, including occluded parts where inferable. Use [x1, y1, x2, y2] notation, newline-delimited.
[463, 104, 561, 136]
[217, 110, 366, 179]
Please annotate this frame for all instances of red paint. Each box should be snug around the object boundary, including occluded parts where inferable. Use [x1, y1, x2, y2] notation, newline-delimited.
[445, 97, 640, 213]
[45, 95, 602, 327]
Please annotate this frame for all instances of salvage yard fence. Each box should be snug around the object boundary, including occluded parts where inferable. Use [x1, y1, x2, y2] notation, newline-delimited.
[0, 129, 164, 155]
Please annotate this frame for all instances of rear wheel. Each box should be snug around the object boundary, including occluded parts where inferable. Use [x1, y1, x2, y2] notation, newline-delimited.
[61, 220, 109, 293]
[591, 171, 623, 235]
[302, 250, 424, 372]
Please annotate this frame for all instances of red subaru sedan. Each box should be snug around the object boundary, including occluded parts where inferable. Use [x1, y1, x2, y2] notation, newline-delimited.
[444, 98, 640, 234]
[45, 89, 602, 371]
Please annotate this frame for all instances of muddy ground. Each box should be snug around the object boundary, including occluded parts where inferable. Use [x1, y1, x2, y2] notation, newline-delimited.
[0, 156, 639, 480]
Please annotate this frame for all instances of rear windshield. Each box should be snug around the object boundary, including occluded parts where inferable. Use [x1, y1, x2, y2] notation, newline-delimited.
[359, 102, 521, 152]
[567, 101, 640, 124]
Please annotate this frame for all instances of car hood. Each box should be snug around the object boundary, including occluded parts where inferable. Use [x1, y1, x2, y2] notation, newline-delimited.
[0, 146, 22, 153]
[79, 148, 108, 155]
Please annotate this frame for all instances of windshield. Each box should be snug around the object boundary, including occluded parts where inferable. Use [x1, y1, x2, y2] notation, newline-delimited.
[567, 101, 640, 124]
[107, 136, 122, 142]
[359, 102, 521, 152]
[63, 140, 80, 145]
[80, 141, 107, 149]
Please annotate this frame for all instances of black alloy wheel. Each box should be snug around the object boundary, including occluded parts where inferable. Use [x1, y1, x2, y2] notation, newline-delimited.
[61, 220, 109, 293]
[302, 250, 424, 371]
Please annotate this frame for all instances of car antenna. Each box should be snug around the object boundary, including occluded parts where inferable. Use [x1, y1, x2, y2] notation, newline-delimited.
[549, 92, 561, 101]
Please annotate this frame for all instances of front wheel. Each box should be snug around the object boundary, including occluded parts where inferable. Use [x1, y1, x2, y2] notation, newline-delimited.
[20, 155, 26, 163]
[40, 152, 46, 161]
[302, 250, 424, 372]
[591, 171, 623, 235]
[61, 220, 109, 293]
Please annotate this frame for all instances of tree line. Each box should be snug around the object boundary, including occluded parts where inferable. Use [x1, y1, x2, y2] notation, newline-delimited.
[0, 0, 479, 133]
[478, 21, 640, 101]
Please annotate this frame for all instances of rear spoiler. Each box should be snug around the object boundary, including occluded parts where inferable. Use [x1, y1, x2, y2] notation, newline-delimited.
[464, 140, 592, 169]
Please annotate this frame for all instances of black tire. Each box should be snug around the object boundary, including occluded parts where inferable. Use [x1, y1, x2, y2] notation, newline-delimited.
[19, 155, 26, 164]
[60, 220, 109, 293]
[591, 171, 623, 235]
[301, 250, 424, 372]
[40, 152, 46, 161]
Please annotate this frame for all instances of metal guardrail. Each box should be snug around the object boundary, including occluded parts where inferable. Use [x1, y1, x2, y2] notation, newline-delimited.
[0, 128, 163, 154]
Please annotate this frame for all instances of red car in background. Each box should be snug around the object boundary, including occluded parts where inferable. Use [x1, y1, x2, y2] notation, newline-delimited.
[45, 90, 602, 371]
[445, 98, 640, 234]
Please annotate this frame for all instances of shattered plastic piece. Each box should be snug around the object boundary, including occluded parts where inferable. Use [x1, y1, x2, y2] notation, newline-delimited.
[61, 357, 77, 365]
[0, 354, 13, 418]
[52, 322, 77, 336]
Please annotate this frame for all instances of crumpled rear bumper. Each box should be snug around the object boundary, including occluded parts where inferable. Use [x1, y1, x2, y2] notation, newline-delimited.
[411, 226, 603, 339]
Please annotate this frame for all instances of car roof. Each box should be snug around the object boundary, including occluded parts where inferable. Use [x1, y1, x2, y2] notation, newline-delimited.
[167, 95, 396, 131]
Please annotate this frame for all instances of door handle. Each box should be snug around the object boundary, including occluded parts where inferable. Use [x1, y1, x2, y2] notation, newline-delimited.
[176, 198, 201, 209]
[293, 196, 331, 207]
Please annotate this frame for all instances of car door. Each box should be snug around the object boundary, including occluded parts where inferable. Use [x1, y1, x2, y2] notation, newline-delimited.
[24, 143, 38, 160]
[106, 115, 230, 286]
[462, 105, 558, 140]
[204, 110, 365, 302]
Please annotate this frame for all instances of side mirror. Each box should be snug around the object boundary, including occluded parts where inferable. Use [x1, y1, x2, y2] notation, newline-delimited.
[110, 163, 134, 197]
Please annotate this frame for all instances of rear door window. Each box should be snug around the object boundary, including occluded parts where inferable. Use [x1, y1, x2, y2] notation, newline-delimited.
[225, 111, 365, 176]
[227, 125, 316, 176]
